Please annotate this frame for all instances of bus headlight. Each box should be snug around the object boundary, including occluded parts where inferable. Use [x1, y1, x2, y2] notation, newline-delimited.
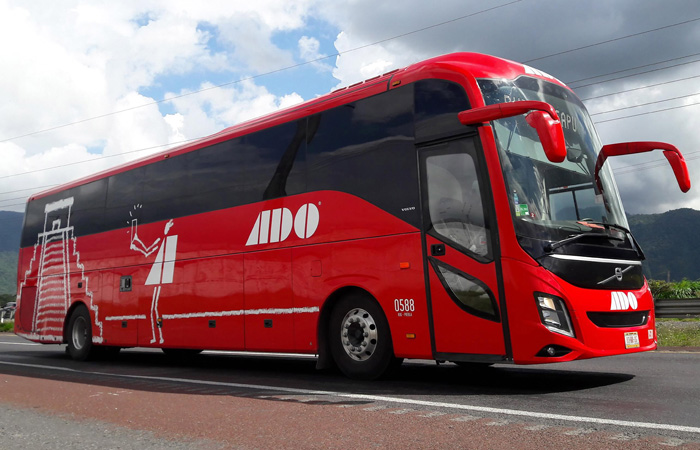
[535, 292, 575, 337]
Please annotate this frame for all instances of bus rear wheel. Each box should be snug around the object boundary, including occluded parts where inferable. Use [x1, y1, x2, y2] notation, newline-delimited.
[66, 305, 94, 361]
[329, 294, 396, 380]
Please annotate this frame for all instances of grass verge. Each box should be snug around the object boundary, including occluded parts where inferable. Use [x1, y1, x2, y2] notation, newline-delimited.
[656, 318, 700, 347]
[0, 321, 14, 333]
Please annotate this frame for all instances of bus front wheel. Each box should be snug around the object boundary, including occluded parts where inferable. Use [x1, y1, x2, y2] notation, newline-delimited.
[66, 305, 94, 361]
[329, 294, 396, 380]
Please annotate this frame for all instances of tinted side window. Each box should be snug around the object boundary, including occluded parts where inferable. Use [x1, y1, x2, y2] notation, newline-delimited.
[20, 179, 107, 248]
[70, 178, 107, 235]
[307, 86, 419, 226]
[105, 168, 144, 230]
[142, 154, 188, 224]
[415, 79, 471, 141]
[184, 120, 305, 215]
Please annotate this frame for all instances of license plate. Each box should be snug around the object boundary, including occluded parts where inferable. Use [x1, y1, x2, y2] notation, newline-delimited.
[624, 332, 640, 349]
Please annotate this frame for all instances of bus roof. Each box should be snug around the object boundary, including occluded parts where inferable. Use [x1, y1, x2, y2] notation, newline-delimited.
[27, 52, 569, 202]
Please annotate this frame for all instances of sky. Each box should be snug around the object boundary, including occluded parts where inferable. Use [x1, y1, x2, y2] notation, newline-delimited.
[0, 0, 699, 217]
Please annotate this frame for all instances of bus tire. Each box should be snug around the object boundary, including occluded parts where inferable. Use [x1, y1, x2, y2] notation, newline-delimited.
[66, 305, 94, 361]
[329, 294, 396, 380]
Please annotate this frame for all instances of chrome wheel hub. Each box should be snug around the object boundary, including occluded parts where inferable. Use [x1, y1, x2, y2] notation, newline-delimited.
[340, 308, 377, 361]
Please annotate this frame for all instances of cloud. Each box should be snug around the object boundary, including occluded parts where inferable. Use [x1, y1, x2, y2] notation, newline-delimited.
[298, 35, 333, 72]
[0, 1, 317, 211]
[165, 79, 304, 138]
[2, 0, 699, 216]
[315, 0, 700, 213]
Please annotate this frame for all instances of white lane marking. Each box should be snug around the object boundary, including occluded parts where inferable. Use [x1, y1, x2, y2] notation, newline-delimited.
[1, 360, 699, 435]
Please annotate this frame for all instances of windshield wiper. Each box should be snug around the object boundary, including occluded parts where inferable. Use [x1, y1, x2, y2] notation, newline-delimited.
[576, 220, 631, 235]
[544, 232, 624, 253]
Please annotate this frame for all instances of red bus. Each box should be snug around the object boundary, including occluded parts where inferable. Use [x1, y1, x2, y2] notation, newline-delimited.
[15, 52, 691, 379]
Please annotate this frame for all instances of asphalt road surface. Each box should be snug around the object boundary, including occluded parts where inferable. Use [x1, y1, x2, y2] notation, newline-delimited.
[0, 334, 698, 449]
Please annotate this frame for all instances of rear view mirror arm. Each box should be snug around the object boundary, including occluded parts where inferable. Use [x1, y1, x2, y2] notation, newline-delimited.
[458, 101, 567, 163]
[594, 142, 691, 193]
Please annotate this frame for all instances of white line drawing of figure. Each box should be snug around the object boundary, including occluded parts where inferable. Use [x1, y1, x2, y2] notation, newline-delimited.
[129, 207, 178, 344]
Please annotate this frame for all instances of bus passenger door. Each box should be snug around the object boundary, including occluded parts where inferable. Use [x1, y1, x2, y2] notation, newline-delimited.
[419, 136, 507, 361]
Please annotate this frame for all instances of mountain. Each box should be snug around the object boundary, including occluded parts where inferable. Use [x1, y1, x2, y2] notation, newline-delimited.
[0, 211, 22, 251]
[0, 211, 22, 295]
[0, 208, 697, 295]
[628, 208, 700, 282]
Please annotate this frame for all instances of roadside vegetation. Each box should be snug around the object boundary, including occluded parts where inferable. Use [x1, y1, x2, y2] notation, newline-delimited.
[648, 279, 700, 299]
[0, 321, 13, 332]
[649, 279, 700, 347]
[656, 319, 700, 347]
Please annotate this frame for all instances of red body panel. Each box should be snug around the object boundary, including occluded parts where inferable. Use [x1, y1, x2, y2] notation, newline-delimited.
[15, 52, 659, 368]
[502, 258, 656, 363]
[16, 192, 432, 358]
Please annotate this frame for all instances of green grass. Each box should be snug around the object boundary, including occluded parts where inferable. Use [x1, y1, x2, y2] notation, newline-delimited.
[656, 318, 700, 347]
[0, 321, 14, 333]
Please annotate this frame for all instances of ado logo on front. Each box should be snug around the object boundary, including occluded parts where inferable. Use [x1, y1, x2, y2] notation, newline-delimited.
[246, 203, 319, 246]
[610, 291, 638, 311]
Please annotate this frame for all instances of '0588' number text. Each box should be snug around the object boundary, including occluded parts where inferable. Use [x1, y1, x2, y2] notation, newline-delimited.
[394, 298, 415, 315]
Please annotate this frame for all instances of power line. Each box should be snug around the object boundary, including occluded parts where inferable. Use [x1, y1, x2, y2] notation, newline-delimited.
[524, 17, 700, 64]
[0, 184, 57, 195]
[580, 73, 700, 102]
[589, 91, 700, 116]
[613, 149, 700, 171]
[564, 51, 700, 86]
[0, 0, 523, 145]
[593, 100, 700, 124]
[571, 57, 700, 90]
[0, 137, 202, 180]
[615, 154, 700, 176]
[2, 90, 699, 191]
[2, 4, 695, 146]
[3, 6, 700, 203]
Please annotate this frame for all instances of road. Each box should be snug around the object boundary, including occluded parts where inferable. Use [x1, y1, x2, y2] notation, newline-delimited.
[0, 334, 698, 449]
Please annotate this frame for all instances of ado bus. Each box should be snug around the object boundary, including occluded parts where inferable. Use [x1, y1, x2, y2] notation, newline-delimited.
[15, 52, 691, 379]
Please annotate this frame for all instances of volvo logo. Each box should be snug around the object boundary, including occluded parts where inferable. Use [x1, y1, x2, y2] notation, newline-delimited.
[615, 267, 623, 281]
[598, 265, 634, 285]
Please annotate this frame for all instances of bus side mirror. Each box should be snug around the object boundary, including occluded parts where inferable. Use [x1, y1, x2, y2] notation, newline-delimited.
[594, 142, 691, 193]
[458, 100, 566, 163]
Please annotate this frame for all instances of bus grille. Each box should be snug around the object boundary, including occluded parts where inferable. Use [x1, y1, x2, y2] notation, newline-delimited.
[587, 311, 650, 328]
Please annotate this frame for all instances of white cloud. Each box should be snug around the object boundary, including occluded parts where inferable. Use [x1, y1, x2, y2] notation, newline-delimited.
[298, 35, 333, 72]
[0, 1, 317, 211]
[165, 79, 304, 138]
[2, 0, 700, 216]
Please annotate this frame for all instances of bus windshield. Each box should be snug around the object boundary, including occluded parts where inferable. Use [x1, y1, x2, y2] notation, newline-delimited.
[477, 76, 632, 257]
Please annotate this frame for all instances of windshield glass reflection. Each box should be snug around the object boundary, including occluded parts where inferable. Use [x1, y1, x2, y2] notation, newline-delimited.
[478, 76, 629, 249]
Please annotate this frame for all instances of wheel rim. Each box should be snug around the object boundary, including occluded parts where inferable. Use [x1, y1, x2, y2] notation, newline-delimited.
[340, 308, 378, 361]
[71, 316, 88, 351]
